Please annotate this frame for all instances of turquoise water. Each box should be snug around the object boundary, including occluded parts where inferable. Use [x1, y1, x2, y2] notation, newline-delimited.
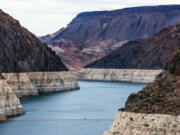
[0, 81, 145, 135]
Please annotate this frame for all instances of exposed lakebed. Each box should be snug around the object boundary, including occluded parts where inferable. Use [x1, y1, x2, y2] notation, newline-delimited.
[0, 81, 145, 135]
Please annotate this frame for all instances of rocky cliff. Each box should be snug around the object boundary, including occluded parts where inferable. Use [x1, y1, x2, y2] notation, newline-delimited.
[0, 78, 25, 121]
[0, 10, 79, 121]
[2, 73, 38, 97]
[104, 49, 180, 134]
[27, 72, 80, 93]
[104, 111, 180, 135]
[86, 22, 180, 70]
[78, 68, 162, 83]
[40, 5, 180, 70]
[0, 71, 79, 121]
[120, 49, 180, 115]
[0, 9, 67, 72]
[1, 72, 79, 97]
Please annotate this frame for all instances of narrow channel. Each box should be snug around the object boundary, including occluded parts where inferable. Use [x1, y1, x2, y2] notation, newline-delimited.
[0, 81, 145, 135]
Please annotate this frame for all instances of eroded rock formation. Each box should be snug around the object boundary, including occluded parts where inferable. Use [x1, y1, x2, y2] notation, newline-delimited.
[2, 73, 38, 97]
[1, 72, 79, 97]
[78, 68, 162, 83]
[0, 71, 79, 121]
[40, 5, 180, 70]
[0, 78, 25, 121]
[104, 111, 180, 135]
[27, 72, 80, 93]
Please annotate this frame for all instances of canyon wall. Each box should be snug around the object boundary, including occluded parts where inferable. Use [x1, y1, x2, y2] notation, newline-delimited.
[27, 72, 80, 93]
[0, 78, 25, 121]
[104, 111, 180, 135]
[104, 44, 180, 135]
[78, 69, 163, 83]
[2, 72, 79, 97]
[2, 73, 38, 98]
[0, 72, 79, 121]
[40, 5, 180, 70]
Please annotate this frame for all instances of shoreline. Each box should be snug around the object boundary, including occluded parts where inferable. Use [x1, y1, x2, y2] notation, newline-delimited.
[0, 71, 79, 121]
[104, 111, 180, 135]
[78, 68, 163, 83]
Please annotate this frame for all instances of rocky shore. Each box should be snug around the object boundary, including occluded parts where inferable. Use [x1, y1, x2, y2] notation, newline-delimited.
[0, 72, 79, 121]
[104, 111, 180, 135]
[2, 73, 38, 98]
[27, 72, 80, 94]
[104, 49, 180, 134]
[0, 78, 25, 121]
[78, 68, 163, 83]
[2, 72, 79, 98]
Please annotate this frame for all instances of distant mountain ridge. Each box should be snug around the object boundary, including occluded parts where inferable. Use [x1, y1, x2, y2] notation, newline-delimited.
[0, 9, 68, 72]
[40, 5, 180, 70]
[86, 23, 180, 69]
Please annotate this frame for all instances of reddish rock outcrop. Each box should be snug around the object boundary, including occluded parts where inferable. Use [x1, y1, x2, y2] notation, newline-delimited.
[120, 50, 180, 115]
[40, 5, 180, 70]
[0, 10, 67, 72]
[48, 39, 125, 70]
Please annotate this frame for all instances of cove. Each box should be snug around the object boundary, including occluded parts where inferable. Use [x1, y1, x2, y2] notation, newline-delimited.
[0, 81, 145, 135]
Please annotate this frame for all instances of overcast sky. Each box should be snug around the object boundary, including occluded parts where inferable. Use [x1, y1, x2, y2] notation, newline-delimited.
[1, 0, 180, 36]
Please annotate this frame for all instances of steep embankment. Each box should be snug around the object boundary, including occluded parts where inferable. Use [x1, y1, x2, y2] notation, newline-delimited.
[0, 9, 67, 72]
[104, 49, 180, 134]
[120, 49, 180, 115]
[78, 68, 162, 83]
[0, 71, 79, 121]
[40, 5, 180, 70]
[0, 10, 79, 121]
[2, 72, 80, 98]
[104, 111, 180, 135]
[86, 23, 180, 70]
[0, 78, 25, 121]
[27, 72, 80, 94]
[2, 73, 38, 97]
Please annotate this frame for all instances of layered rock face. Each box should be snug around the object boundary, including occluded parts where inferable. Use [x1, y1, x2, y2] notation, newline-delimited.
[104, 111, 180, 135]
[0, 78, 25, 121]
[1, 72, 79, 97]
[0, 9, 67, 72]
[27, 72, 80, 93]
[86, 23, 180, 70]
[0, 71, 79, 121]
[40, 5, 180, 70]
[2, 73, 38, 97]
[78, 68, 162, 83]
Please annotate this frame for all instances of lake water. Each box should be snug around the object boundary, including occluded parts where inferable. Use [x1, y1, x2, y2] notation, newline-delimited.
[0, 81, 145, 135]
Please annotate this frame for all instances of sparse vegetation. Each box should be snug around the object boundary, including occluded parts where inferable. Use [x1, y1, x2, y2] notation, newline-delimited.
[129, 117, 134, 121]
[144, 123, 149, 127]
